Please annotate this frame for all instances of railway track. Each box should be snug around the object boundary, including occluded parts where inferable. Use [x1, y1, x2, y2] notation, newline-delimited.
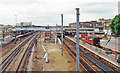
[63, 36, 117, 73]
[0, 35, 30, 61]
[0, 31, 34, 49]
[74, 37, 120, 72]
[63, 38, 102, 73]
[0, 32, 41, 72]
[16, 33, 41, 72]
[0, 32, 34, 60]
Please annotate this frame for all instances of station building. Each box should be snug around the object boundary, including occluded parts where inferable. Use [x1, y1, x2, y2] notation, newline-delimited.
[69, 21, 103, 32]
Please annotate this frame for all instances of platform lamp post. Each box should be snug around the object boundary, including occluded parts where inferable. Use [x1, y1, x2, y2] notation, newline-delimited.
[115, 35, 117, 60]
[93, 23, 95, 38]
[61, 14, 63, 55]
[76, 8, 80, 73]
[15, 14, 17, 26]
[56, 24, 58, 44]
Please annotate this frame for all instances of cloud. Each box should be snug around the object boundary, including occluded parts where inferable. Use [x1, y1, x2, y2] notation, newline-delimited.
[81, 2, 117, 14]
[0, 0, 47, 4]
[0, 0, 118, 26]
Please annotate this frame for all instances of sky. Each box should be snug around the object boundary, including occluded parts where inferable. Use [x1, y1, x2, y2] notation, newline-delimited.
[0, 0, 119, 26]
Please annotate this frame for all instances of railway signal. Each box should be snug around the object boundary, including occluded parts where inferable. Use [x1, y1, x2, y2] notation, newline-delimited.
[76, 8, 80, 73]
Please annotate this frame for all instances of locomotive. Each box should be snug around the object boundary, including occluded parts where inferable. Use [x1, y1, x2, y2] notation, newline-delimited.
[84, 36, 101, 47]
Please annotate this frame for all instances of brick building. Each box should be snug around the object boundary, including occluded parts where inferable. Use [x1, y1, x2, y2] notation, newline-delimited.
[69, 21, 103, 31]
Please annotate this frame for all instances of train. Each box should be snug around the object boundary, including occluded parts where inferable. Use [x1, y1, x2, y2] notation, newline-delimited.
[11, 30, 34, 36]
[64, 28, 104, 47]
[1, 30, 35, 48]
[57, 31, 65, 37]
[84, 36, 101, 47]
[65, 28, 120, 63]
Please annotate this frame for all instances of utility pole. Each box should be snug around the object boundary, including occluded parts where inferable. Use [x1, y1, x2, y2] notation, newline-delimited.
[61, 14, 63, 55]
[76, 8, 80, 73]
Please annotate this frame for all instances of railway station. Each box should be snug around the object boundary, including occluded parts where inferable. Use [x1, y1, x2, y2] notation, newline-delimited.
[0, 25, 120, 72]
[0, 1, 120, 73]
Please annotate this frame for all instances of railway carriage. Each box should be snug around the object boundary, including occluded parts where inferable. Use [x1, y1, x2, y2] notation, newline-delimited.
[85, 36, 101, 47]
[57, 32, 65, 37]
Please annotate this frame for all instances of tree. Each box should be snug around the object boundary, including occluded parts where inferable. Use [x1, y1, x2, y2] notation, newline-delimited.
[0, 24, 3, 26]
[109, 15, 120, 35]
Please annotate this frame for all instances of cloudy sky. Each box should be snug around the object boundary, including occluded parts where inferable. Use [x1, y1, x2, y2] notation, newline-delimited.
[0, 0, 119, 26]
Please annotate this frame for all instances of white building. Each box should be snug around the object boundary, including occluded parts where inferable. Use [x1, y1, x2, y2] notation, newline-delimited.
[20, 22, 32, 27]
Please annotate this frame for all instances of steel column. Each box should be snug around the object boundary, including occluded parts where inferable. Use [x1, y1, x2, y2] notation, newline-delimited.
[61, 14, 63, 55]
[76, 8, 80, 73]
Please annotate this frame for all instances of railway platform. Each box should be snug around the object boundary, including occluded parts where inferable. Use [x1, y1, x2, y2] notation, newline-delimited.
[65, 36, 120, 68]
[100, 37, 120, 52]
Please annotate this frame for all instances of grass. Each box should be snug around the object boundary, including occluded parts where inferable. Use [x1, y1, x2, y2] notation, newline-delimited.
[50, 51, 71, 63]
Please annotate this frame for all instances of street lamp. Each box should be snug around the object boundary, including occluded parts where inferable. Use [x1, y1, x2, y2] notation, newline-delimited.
[15, 14, 17, 25]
